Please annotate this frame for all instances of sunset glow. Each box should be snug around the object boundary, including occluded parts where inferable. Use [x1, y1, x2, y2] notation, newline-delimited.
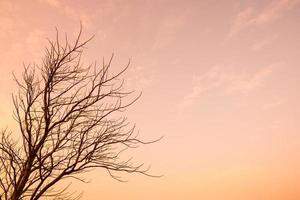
[1, 0, 300, 199]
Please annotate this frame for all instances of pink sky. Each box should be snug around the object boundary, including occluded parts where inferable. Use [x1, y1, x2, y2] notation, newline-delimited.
[1, 0, 300, 199]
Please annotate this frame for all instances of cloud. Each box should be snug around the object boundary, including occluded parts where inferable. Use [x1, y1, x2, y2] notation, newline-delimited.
[250, 34, 278, 51]
[225, 65, 274, 95]
[152, 8, 189, 50]
[63, 5, 93, 28]
[39, 0, 93, 28]
[228, 7, 254, 38]
[178, 63, 277, 110]
[228, 0, 299, 38]
[254, 0, 299, 24]
[262, 99, 284, 109]
[126, 63, 156, 91]
[39, 0, 60, 7]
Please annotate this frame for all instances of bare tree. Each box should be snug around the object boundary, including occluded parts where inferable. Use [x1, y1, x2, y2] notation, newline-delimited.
[0, 28, 159, 200]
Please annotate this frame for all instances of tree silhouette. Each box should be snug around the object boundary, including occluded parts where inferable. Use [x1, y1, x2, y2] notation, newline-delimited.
[0, 28, 159, 200]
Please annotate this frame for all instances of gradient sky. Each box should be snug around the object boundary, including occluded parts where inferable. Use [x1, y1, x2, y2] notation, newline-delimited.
[1, 0, 300, 199]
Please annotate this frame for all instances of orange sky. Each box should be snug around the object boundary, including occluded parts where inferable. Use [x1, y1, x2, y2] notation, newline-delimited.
[1, 0, 300, 199]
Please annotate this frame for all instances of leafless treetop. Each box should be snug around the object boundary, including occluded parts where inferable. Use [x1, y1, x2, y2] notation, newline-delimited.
[0, 27, 160, 200]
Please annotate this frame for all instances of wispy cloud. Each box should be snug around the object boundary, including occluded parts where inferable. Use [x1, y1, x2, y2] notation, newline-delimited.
[152, 8, 189, 50]
[228, 0, 299, 38]
[262, 98, 284, 110]
[39, 0, 60, 7]
[178, 63, 277, 111]
[228, 7, 254, 39]
[39, 0, 93, 28]
[225, 65, 274, 95]
[250, 34, 278, 51]
[254, 0, 299, 24]
[126, 64, 156, 90]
